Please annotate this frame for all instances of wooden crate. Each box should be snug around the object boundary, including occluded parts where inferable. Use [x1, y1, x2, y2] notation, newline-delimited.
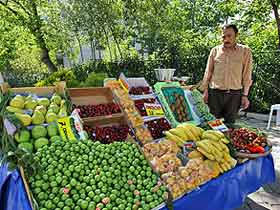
[68, 87, 125, 123]
[0, 81, 66, 96]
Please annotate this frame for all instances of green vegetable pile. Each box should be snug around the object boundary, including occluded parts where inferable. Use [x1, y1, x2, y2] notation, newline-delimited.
[29, 140, 168, 210]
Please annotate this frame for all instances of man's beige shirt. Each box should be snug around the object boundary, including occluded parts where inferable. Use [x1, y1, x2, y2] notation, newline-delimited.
[202, 44, 253, 90]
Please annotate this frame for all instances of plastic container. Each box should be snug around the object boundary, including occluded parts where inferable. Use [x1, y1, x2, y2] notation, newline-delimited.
[154, 69, 176, 81]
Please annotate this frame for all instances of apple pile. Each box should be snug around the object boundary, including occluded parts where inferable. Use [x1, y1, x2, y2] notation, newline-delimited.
[84, 125, 130, 144]
[144, 118, 172, 140]
[73, 103, 121, 118]
[129, 86, 151, 95]
[134, 98, 156, 116]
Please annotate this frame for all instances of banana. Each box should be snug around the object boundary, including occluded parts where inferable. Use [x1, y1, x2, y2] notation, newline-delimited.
[182, 124, 200, 141]
[205, 130, 225, 139]
[209, 141, 223, 152]
[197, 127, 205, 137]
[201, 133, 220, 141]
[197, 147, 215, 160]
[196, 141, 211, 153]
[165, 131, 185, 147]
[169, 127, 188, 140]
[217, 141, 229, 153]
[221, 137, 230, 144]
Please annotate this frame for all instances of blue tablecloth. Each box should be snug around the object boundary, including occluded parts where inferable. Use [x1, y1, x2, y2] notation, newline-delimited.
[0, 155, 276, 210]
[161, 154, 276, 210]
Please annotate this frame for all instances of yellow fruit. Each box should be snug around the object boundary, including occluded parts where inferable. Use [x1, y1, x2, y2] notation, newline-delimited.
[197, 147, 215, 160]
[202, 132, 220, 141]
[165, 131, 185, 147]
[221, 138, 230, 144]
[169, 127, 188, 140]
[14, 113, 32, 126]
[179, 124, 200, 141]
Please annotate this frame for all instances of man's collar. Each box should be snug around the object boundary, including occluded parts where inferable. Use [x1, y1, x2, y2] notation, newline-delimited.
[222, 43, 238, 51]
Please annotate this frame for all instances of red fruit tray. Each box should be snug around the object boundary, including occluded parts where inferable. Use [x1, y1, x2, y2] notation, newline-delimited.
[68, 87, 125, 123]
[83, 114, 133, 144]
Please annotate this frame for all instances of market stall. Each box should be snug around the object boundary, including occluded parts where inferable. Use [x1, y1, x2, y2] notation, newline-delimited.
[0, 73, 276, 210]
[0, 154, 275, 210]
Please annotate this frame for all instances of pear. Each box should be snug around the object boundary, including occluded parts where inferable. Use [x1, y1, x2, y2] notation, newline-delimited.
[6, 106, 24, 114]
[35, 105, 47, 115]
[38, 98, 50, 107]
[32, 110, 45, 125]
[49, 103, 60, 114]
[14, 113, 32, 126]
[46, 112, 58, 123]
[24, 99, 38, 110]
[51, 93, 62, 105]
[10, 95, 25, 109]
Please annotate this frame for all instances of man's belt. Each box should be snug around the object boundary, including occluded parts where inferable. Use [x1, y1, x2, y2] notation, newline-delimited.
[209, 88, 242, 94]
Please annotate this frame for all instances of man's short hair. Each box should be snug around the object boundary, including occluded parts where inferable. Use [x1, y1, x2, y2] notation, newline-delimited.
[222, 24, 238, 34]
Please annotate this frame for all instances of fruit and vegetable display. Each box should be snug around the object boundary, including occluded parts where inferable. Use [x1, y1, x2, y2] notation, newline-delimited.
[84, 124, 130, 144]
[229, 128, 268, 154]
[134, 98, 156, 116]
[144, 118, 171, 140]
[190, 89, 215, 122]
[29, 140, 169, 209]
[6, 93, 67, 127]
[72, 103, 121, 118]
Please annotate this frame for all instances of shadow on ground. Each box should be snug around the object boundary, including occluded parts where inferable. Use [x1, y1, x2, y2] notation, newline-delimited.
[235, 197, 271, 210]
[263, 169, 280, 196]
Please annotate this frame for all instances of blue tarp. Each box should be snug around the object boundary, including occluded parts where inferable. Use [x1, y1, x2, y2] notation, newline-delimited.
[0, 155, 276, 210]
[161, 154, 276, 210]
[0, 163, 32, 210]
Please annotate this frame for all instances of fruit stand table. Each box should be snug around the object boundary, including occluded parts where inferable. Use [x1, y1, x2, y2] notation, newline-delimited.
[0, 155, 276, 210]
[160, 154, 276, 210]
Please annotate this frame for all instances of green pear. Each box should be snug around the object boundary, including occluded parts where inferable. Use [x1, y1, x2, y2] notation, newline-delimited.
[10, 95, 25, 109]
[38, 98, 50, 107]
[32, 110, 45, 125]
[49, 103, 60, 114]
[46, 112, 58, 123]
[35, 105, 47, 115]
[51, 93, 62, 105]
[24, 99, 38, 110]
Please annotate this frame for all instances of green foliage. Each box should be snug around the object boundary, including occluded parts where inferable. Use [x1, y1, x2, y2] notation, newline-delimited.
[35, 69, 76, 87]
[79, 72, 108, 87]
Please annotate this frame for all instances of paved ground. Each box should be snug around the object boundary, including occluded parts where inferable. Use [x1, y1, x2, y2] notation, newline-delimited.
[234, 114, 280, 210]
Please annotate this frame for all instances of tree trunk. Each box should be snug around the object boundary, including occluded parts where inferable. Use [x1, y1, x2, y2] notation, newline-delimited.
[76, 36, 84, 63]
[102, 27, 113, 61]
[109, 26, 123, 60]
[271, 0, 280, 49]
[30, 1, 58, 72]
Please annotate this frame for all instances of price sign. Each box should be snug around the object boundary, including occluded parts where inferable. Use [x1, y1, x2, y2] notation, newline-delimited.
[207, 119, 228, 132]
[144, 103, 164, 116]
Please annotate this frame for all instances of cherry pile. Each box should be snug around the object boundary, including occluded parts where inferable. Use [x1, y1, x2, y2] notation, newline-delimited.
[144, 118, 172, 139]
[129, 86, 151, 95]
[84, 125, 130, 144]
[229, 128, 267, 153]
[134, 98, 156, 116]
[73, 103, 121, 118]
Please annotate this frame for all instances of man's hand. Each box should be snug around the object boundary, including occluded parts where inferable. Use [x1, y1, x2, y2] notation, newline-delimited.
[203, 89, 208, 104]
[241, 96, 250, 109]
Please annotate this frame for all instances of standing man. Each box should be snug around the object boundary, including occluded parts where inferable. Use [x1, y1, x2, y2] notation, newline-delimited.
[202, 24, 253, 126]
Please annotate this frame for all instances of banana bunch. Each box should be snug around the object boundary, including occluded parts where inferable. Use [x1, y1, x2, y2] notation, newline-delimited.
[196, 140, 236, 173]
[165, 124, 204, 147]
[201, 130, 230, 144]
